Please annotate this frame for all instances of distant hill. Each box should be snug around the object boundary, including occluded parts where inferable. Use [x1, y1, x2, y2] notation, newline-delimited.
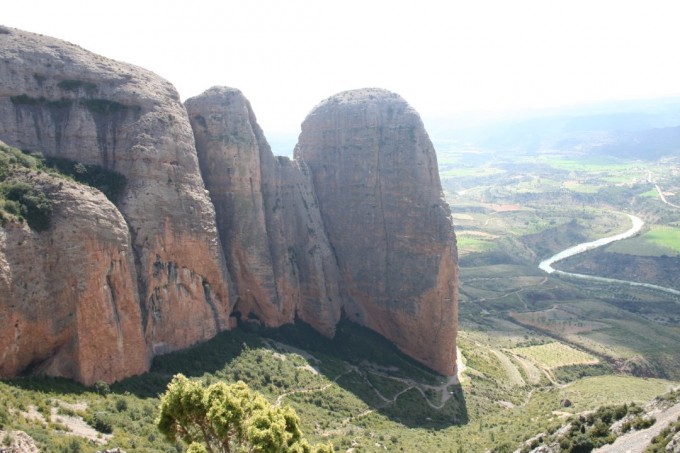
[427, 97, 680, 159]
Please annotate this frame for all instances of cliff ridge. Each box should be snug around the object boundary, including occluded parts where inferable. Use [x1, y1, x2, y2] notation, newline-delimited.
[0, 26, 458, 383]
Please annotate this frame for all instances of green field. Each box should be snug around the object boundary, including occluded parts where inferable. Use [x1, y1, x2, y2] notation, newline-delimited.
[606, 225, 680, 256]
[456, 234, 498, 255]
[535, 155, 637, 172]
[513, 342, 599, 369]
[558, 376, 678, 411]
[644, 227, 680, 253]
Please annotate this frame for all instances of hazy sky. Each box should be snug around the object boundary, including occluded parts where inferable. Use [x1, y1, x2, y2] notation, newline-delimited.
[4, 0, 680, 136]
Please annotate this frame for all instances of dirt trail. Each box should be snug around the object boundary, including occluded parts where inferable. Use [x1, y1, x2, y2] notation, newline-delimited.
[276, 346, 467, 416]
[655, 184, 678, 208]
[361, 367, 460, 410]
[21, 402, 110, 445]
[274, 369, 352, 407]
[594, 401, 680, 453]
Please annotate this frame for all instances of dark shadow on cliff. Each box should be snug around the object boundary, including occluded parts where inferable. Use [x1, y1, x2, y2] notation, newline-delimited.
[261, 320, 468, 429]
[112, 319, 468, 430]
[2, 320, 467, 430]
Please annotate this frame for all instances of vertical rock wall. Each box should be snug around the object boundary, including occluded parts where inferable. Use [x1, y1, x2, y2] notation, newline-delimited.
[186, 87, 342, 336]
[0, 25, 457, 382]
[0, 177, 147, 385]
[295, 88, 458, 375]
[0, 27, 233, 379]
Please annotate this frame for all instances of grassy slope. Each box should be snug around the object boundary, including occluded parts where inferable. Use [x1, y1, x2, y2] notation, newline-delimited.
[2, 151, 680, 452]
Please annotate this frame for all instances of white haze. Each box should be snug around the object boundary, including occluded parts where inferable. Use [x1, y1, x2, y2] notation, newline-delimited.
[4, 0, 680, 140]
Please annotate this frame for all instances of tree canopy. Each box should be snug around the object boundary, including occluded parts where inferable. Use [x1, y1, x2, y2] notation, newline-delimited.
[157, 374, 333, 453]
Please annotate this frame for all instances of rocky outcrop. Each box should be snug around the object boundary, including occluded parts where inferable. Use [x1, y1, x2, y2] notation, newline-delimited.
[0, 25, 458, 383]
[185, 87, 342, 336]
[295, 88, 458, 375]
[0, 430, 40, 453]
[0, 26, 233, 368]
[0, 174, 147, 385]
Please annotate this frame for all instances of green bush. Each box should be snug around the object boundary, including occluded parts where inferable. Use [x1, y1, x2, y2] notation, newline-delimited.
[115, 398, 128, 412]
[570, 433, 594, 452]
[0, 401, 8, 429]
[93, 381, 111, 396]
[85, 411, 113, 434]
[44, 157, 127, 203]
[0, 181, 53, 231]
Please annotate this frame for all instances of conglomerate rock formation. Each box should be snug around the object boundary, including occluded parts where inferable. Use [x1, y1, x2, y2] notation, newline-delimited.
[0, 25, 458, 383]
[296, 89, 458, 375]
[0, 26, 233, 384]
[0, 173, 147, 385]
[185, 87, 343, 336]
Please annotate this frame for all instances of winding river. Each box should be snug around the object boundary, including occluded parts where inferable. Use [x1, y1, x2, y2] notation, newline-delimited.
[538, 214, 680, 296]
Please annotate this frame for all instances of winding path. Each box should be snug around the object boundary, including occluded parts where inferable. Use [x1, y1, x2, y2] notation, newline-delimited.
[538, 214, 680, 296]
[655, 184, 679, 209]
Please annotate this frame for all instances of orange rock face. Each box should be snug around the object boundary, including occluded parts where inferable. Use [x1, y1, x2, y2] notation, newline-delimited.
[295, 89, 458, 375]
[0, 176, 147, 385]
[186, 87, 342, 336]
[0, 27, 233, 382]
[0, 26, 457, 383]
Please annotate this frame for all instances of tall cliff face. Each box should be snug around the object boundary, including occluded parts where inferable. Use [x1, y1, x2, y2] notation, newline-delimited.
[295, 88, 458, 375]
[0, 25, 457, 384]
[0, 174, 147, 385]
[185, 87, 342, 336]
[0, 26, 233, 375]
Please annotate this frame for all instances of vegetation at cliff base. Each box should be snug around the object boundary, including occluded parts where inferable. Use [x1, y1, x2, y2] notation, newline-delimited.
[157, 374, 332, 453]
[1, 317, 677, 453]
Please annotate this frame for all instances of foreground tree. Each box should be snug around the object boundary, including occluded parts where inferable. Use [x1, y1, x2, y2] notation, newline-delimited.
[157, 374, 332, 453]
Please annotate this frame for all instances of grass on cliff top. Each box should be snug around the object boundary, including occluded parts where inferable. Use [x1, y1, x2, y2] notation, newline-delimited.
[0, 145, 53, 230]
[0, 143, 127, 229]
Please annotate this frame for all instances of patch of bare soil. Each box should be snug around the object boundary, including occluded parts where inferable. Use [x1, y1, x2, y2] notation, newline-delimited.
[20, 401, 110, 445]
[0, 430, 39, 453]
[51, 406, 111, 445]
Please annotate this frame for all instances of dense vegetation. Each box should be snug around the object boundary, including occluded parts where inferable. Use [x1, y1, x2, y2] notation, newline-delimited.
[0, 143, 126, 229]
[157, 374, 333, 452]
[0, 145, 54, 230]
[646, 418, 680, 452]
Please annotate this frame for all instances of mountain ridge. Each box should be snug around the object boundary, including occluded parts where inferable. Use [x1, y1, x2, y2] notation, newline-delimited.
[0, 26, 458, 384]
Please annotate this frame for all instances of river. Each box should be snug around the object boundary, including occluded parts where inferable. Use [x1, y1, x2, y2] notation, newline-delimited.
[538, 214, 680, 296]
